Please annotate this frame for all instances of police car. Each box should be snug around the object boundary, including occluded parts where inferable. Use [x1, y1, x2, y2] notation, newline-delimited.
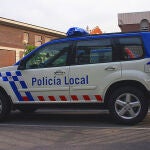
[0, 27, 150, 125]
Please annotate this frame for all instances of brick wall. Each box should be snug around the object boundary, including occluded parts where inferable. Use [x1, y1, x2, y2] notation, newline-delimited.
[0, 20, 65, 67]
[0, 24, 24, 49]
[0, 24, 59, 49]
[119, 24, 140, 32]
[0, 49, 16, 67]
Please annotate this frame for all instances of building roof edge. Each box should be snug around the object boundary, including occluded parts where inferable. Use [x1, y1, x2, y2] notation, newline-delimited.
[0, 17, 66, 36]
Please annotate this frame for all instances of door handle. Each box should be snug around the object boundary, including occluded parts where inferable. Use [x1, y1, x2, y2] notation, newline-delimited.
[105, 66, 117, 71]
[54, 70, 66, 75]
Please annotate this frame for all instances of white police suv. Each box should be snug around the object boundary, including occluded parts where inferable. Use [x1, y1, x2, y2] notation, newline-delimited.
[0, 27, 150, 124]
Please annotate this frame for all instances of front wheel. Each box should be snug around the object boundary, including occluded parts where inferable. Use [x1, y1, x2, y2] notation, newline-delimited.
[108, 86, 148, 125]
[0, 91, 11, 121]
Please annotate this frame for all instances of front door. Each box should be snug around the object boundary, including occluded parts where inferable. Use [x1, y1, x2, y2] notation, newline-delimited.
[16, 42, 72, 102]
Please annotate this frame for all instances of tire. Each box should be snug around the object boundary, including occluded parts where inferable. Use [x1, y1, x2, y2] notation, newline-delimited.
[108, 86, 148, 125]
[18, 106, 37, 113]
[0, 91, 11, 121]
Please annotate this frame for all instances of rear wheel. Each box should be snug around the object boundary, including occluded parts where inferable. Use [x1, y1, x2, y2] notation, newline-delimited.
[0, 91, 11, 121]
[108, 86, 148, 125]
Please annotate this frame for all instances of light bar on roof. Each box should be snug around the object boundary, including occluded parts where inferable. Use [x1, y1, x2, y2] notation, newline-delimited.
[66, 27, 89, 37]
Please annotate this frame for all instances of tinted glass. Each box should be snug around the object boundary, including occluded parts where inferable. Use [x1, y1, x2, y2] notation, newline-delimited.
[76, 39, 112, 65]
[25, 42, 71, 69]
[119, 37, 144, 60]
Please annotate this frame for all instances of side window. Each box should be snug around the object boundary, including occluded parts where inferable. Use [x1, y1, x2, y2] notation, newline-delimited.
[25, 42, 71, 69]
[119, 37, 144, 60]
[76, 39, 113, 65]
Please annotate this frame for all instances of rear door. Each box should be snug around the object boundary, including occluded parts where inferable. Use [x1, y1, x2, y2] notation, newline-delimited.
[69, 38, 122, 103]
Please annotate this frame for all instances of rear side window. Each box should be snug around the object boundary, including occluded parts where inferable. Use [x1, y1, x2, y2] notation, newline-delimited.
[119, 37, 144, 60]
[75, 39, 113, 65]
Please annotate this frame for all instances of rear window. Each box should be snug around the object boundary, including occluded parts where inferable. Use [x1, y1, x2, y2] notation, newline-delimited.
[119, 37, 144, 60]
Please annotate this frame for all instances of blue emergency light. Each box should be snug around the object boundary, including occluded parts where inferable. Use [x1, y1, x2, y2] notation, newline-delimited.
[66, 27, 89, 37]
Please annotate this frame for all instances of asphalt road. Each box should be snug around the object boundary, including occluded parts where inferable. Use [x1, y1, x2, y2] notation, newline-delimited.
[0, 109, 150, 150]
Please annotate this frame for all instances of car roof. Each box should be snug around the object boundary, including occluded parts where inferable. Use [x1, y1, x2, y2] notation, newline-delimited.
[50, 31, 145, 44]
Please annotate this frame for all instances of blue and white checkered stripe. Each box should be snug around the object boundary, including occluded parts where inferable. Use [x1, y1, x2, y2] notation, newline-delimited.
[0, 71, 34, 101]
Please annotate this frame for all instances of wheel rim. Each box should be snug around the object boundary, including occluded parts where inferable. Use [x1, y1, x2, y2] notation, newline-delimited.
[115, 93, 141, 120]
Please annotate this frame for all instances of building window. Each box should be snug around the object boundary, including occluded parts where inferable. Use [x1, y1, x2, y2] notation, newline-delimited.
[23, 32, 29, 45]
[140, 19, 149, 31]
[35, 35, 42, 47]
[45, 37, 51, 43]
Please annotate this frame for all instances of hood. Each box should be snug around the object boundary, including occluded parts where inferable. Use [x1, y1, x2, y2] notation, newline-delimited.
[0, 65, 18, 73]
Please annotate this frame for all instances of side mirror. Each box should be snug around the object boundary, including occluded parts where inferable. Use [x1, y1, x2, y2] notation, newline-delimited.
[17, 59, 26, 70]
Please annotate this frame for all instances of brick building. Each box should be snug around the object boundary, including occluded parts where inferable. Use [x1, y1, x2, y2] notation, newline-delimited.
[118, 11, 150, 32]
[0, 17, 65, 67]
